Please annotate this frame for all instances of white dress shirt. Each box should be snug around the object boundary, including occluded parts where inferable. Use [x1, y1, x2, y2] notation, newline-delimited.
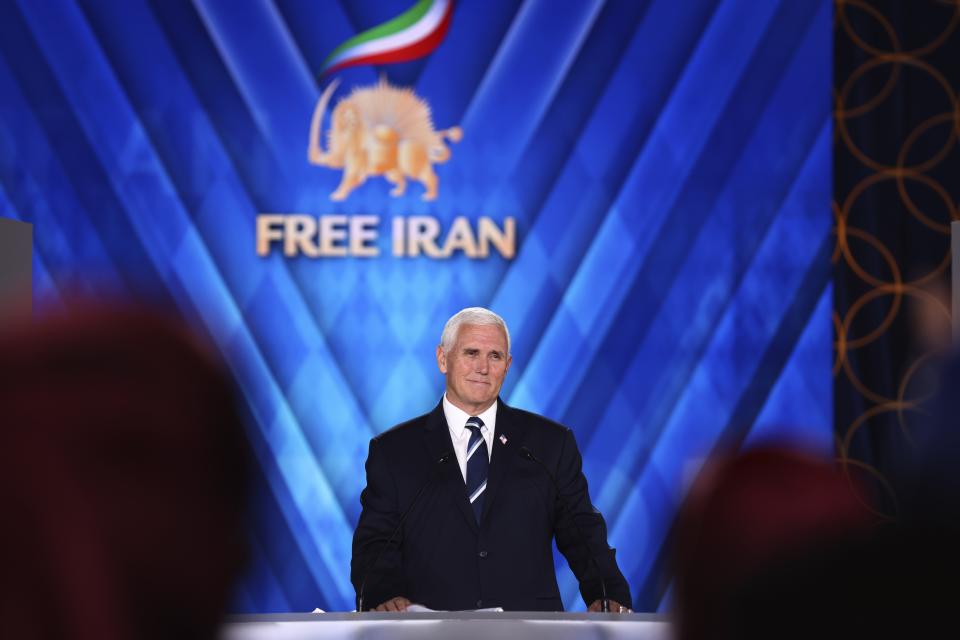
[442, 394, 497, 483]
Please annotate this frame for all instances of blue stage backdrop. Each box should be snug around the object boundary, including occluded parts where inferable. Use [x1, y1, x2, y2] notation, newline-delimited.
[0, 0, 831, 612]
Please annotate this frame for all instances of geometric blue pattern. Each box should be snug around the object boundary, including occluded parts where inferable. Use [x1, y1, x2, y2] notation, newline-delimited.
[0, 0, 831, 612]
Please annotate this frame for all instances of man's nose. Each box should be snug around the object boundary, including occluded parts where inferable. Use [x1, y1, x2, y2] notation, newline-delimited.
[475, 358, 488, 374]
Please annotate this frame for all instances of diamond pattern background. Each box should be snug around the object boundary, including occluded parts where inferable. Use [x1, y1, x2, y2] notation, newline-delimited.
[0, 0, 831, 612]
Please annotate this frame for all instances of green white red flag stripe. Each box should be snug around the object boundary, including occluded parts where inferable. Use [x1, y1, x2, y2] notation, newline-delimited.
[320, 0, 453, 76]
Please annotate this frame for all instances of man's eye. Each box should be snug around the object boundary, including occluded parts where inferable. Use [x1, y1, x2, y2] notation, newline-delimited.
[491, 353, 501, 360]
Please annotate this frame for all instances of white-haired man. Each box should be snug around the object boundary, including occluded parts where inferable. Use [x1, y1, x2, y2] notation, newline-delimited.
[351, 307, 632, 612]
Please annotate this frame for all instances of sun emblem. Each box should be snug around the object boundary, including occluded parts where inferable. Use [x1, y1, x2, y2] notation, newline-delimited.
[308, 78, 462, 202]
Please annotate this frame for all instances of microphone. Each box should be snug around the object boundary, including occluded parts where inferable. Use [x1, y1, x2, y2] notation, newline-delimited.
[519, 446, 611, 613]
[357, 450, 453, 612]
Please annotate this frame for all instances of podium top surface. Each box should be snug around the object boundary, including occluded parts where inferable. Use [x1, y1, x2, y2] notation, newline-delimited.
[226, 611, 668, 622]
[221, 611, 672, 640]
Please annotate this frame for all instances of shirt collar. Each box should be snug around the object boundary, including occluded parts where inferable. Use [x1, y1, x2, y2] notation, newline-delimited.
[443, 393, 498, 441]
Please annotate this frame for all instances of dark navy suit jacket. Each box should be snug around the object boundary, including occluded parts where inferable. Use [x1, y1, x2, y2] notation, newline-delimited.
[350, 399, 631, 611]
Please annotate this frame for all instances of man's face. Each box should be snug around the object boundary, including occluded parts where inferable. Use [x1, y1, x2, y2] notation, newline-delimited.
[437, 323, 512, 415]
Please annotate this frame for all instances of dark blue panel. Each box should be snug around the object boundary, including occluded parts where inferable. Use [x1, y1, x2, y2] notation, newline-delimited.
[2, 0, 832, 613]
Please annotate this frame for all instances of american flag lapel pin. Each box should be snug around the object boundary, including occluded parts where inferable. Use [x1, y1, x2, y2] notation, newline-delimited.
[499, 434, 508, 445]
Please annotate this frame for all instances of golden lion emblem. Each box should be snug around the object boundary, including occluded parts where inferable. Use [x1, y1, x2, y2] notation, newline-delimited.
[308, 78, 462, 201]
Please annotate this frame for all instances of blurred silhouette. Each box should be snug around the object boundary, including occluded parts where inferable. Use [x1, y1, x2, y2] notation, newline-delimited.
[0, 305, 251, 639]
[672, 448, 875, 640]
[673, 441, 959, 639]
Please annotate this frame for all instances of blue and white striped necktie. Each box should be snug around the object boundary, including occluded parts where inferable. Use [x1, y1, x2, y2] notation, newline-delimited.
[464, 416, 488, 523]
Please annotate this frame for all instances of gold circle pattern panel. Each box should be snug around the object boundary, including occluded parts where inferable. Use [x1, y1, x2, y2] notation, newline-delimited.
[834, 0, 960, 519]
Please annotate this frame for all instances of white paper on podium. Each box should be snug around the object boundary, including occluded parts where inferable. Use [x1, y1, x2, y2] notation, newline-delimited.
[405, 604, 504, 613]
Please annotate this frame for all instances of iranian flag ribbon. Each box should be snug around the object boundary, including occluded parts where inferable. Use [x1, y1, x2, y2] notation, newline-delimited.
[320, 0, 453, 76]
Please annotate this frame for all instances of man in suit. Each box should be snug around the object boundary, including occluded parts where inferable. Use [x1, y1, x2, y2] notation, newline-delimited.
[351, 307, 631, 612]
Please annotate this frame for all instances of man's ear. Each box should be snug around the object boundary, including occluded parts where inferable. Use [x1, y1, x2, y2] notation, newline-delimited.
[436, 345, 447, 374]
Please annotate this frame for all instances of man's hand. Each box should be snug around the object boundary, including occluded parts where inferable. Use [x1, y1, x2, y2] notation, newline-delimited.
[588, 599, 632, 613]
[373, 596, 411, 612]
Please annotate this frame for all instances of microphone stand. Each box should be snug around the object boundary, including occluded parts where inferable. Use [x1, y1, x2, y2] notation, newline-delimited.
[357, 450, 453, 612]
[520, 446, 610, 612]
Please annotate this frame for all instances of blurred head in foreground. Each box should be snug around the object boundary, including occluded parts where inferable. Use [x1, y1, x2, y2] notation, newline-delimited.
[0, 305, 250, 639]
[674, 443, 959, 639]
[672, 448, 875, 640]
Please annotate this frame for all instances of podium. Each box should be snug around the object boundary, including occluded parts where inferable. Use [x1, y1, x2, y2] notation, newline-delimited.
[222, 611, 671, 640]
[0, 217, 32, 318]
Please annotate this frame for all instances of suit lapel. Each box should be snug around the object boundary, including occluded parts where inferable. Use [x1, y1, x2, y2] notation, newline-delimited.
[420, 400, 479, 534]
[480, 399, 527, 524]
